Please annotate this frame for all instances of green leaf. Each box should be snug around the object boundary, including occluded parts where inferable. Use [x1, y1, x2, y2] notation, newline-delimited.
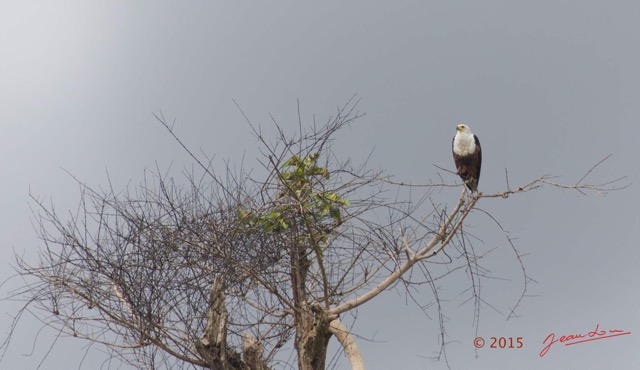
[329, 206, 342, 223]
[337, 198, 350, 206]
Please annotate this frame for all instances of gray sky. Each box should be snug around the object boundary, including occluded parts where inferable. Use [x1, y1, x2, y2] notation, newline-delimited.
[2, 1, 639, 369]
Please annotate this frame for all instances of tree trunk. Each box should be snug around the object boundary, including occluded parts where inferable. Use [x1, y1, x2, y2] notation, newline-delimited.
[196, 276, 270, 370]
[294, 305, 332, 370]
[289, 229, 333, 370]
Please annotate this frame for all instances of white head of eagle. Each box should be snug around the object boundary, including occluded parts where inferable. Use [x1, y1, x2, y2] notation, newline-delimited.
[452, 124, 482, 192]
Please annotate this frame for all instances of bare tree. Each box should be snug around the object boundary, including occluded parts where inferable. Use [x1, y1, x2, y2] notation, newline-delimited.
[2, 98, 626, 370]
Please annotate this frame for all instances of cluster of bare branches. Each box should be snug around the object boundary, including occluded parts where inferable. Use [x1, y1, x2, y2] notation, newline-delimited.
[2, 98, 627, 370]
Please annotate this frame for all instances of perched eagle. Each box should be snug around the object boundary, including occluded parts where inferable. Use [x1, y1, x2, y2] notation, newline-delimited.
[452, 124, 482, 192]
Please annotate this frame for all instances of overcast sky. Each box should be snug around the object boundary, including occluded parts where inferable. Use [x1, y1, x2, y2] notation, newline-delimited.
[1, 2, 639, 369]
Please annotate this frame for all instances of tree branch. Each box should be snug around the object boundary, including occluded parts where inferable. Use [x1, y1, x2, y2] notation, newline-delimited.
[328, 319, 364, 370]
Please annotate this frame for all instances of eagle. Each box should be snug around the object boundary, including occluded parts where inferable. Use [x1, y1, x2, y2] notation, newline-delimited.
[452, 124, 482, 192]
